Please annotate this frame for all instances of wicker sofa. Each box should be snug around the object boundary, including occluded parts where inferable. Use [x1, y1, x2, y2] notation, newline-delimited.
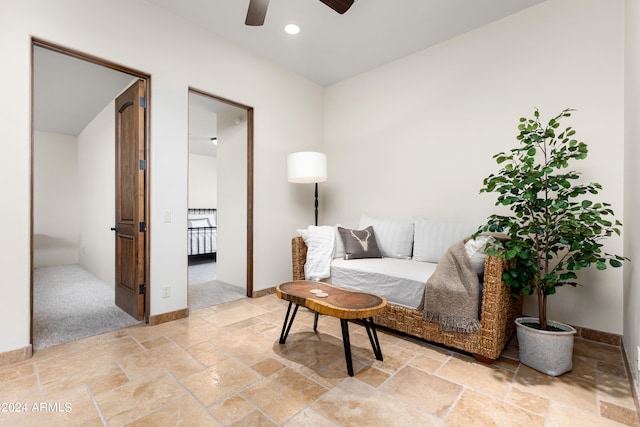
[292, 235, 522, 362]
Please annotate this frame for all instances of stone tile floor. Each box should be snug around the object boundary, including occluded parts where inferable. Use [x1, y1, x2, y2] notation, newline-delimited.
[1, 294, 638, 426]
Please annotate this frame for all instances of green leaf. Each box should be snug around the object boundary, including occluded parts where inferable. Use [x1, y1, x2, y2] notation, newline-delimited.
[610, 259, 623, 268]
[478, 108, 625, 319]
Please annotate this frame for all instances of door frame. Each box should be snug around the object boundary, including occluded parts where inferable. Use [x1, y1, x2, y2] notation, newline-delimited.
[188, 87, 254, 297]
[30, 38, 152, 344]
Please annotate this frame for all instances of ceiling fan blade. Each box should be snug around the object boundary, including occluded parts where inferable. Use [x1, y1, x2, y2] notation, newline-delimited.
[319, 0, 355, 14]
[245, 0, 270, 26]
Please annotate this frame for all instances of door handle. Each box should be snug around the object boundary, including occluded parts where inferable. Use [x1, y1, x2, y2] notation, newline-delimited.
[110, 227, 118, 232]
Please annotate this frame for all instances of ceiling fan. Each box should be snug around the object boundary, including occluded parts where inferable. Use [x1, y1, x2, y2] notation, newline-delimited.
[245, 0, 355, 26]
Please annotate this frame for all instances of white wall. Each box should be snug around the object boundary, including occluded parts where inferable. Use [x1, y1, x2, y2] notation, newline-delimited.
[216, 109, 247, 290]
[33, 131, 79, 267]
[188, 154, 217, 209]
[2, 0, 630, 359]
[77, 100, 116, 288]
[624, 0, 640, 394]
[324, 0, 625, 334]
[0, 0, 324, 354]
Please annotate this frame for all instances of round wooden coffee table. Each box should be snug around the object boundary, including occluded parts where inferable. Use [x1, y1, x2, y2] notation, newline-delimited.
[276, 280, 387, 376]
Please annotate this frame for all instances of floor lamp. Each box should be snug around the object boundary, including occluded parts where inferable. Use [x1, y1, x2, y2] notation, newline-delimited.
[287, 151, 327, 226]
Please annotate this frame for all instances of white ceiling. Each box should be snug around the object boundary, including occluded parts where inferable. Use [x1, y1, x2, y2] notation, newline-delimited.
[33, 47, 231, 156]
[145, 0, 545, 86]
[33, 0, 545, 147]
[33, 46, 136, 135]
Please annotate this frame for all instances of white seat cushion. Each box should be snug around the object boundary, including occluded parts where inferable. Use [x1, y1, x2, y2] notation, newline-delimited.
[330, 258, 437, 309]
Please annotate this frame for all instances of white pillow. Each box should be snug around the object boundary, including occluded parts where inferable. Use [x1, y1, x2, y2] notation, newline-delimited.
[358, 214, 414, 259]
[464, 235, 496, 274]
[413, 218, 478, 263]
[188, 214, 216, 227]
[188, 218, 211, 228]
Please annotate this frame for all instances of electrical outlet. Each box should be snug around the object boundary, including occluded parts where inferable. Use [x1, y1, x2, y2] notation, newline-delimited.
[162, 286, 170, 298]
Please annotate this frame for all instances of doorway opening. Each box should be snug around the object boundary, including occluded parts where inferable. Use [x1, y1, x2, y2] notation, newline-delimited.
[187, 88, 254, 310]
[31, 39, 151, 350]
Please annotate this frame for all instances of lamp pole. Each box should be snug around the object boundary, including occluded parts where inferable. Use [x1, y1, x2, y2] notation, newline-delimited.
[315, 183, 320, 226]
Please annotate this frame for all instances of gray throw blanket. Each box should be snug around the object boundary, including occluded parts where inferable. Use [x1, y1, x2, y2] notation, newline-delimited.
[418, 238, 481, 333]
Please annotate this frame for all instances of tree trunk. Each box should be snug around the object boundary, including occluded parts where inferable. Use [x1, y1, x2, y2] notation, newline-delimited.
[538, 291, 547, 330]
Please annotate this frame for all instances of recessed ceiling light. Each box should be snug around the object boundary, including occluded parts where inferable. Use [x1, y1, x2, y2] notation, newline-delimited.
[284, 24, 300, 35]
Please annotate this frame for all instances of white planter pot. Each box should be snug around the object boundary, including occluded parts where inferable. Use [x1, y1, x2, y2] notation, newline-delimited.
[515, 317, 577, 376]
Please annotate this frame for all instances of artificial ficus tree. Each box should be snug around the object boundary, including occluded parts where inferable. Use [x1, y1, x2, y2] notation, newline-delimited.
[477, 108, 625, 330]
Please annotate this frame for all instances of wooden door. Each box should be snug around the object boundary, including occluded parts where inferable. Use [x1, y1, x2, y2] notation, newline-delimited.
[114, 79, 146, 320]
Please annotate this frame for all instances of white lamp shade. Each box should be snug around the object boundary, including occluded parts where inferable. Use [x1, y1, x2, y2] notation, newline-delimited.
[287, 152, 327, 183]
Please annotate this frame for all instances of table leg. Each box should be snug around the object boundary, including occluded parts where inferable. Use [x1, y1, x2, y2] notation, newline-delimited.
[340, 319, 354, 376]
[313, 312, 319, 331]
[279, 302, 299, 344]
[364, 317, 383, 361]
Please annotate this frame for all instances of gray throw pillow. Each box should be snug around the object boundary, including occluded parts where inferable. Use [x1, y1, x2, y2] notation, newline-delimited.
[337, 226, 382, 260]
